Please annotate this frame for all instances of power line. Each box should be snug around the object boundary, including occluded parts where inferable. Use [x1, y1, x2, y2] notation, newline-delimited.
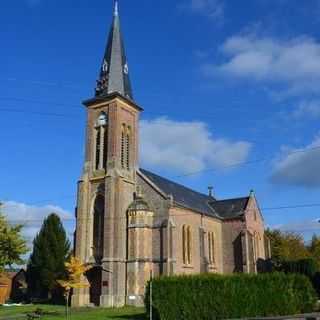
[0, 103, 271, 125]
[3, 201, 320, 223]
[0, 105, 277, 145]
[0, 96, 274, 121]
[0, 77, 88, 92]
[263, 203, 320, 211]
[176, 144, 320, 178]
[1, 145, 319, 213]
[0, 108, 77, 118]
[2, 195, 76, 209]
[0, 109, 270, 141]
[0, 78, 258, 108]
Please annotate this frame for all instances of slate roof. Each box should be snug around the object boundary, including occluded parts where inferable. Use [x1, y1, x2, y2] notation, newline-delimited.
[139, 169, 250, 220]
[139, 169, 217, 217]
[95, 1, 133, 100]
[209, 197, 249, 219]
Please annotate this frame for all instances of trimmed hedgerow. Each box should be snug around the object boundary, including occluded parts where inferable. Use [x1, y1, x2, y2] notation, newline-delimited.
[145, 273, 316, 320]
[280, 259, 318, 278]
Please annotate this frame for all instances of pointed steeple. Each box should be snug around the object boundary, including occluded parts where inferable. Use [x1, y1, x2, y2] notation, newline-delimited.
[95, 0, 133, 100]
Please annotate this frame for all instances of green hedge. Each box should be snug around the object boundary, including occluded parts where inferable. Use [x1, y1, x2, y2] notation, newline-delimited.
[145, 273, 316, 320]
[280, 259, 317, 278]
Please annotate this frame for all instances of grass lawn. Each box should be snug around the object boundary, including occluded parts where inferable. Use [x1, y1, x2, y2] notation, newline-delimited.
[0, 304, 146, 320]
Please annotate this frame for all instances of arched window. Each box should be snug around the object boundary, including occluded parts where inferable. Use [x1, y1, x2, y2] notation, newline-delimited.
[103, 122, 108, 169]
[183, 225, 187, 264]
[95, 127, 101, 170]
[183, 225, 192, 265]
[208, 232, 215, 264]
[93, 195, 105, 262]
[254, 232, 260, 259]
[95, 112, 108, 171]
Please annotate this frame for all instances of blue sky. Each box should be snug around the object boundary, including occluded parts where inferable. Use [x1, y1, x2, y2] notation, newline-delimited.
[1, 0, 320, 248]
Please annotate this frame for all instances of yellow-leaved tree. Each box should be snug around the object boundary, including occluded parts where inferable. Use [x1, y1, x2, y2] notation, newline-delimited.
[57, 257, 91, 320]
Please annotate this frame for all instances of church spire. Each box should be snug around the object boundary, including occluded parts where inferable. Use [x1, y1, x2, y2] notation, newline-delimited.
[114, 0, 119, 16]
[95, 0, 133, 100]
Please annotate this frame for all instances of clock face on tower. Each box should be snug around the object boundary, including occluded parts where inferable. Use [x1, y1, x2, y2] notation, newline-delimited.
[97, 113, 108, 126]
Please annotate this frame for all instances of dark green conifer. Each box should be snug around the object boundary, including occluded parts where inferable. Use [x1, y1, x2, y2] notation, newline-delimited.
[27, 213, 70, 302]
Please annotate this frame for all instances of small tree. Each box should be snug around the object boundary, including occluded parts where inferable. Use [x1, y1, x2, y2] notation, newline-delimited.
[27, 213, 71, 302]
[0, 202, 28, 271]
[57, 257, 90, 320]
[265, 229, 310, 266]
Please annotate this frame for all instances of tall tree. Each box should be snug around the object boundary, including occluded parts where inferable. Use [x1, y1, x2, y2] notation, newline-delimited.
[27, 213, 70, 302]
[308, 234, 320, 268]
[266, 229, 310, 266]
[0, 202, 28, 271]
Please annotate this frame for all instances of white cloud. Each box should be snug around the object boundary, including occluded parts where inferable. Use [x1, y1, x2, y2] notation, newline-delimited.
[179, 0, 225, 20]
[205, 35, 320, 96]
[293, 100, 320, 119]
[140, 117, 251, 174]
[271, 135, 320, 187]
[273, 218, 320, 234]
[2, 201, 73, 248]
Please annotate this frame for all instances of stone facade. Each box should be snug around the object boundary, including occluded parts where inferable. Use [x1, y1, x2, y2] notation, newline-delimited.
[170, 207, 223, 275]
[72, 95, 141, 307]
[72, 1, 269, 308]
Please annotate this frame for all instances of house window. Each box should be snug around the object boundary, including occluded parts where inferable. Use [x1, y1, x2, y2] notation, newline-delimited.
[183, 225, 192, 265]
[95, 112, 108, 170]
[208, 232, 215, 264]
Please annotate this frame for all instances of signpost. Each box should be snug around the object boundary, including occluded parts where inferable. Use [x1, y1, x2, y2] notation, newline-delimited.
[150, 270, 153, 320]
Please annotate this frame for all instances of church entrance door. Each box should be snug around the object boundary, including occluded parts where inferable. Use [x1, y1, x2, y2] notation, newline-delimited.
[86, 267, 102, 306]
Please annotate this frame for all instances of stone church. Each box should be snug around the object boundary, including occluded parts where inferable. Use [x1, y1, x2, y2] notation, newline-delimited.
[73, 1, 270, 308]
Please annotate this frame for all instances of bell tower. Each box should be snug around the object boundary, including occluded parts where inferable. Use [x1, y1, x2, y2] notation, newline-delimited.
[73, 0, 143, 307]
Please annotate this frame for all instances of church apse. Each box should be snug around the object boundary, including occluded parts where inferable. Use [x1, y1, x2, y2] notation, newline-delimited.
[126, 194, 155, 306]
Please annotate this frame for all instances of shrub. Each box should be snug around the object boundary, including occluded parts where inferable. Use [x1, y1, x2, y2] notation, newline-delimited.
[145, 273, 316, 320]
[278, 258, 320, 297]
[312, 272, 320, 297]
[279, 259, 317, 278]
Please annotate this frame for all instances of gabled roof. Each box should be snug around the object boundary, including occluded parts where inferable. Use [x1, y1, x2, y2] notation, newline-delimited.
[95, 1, 133, 100]
[209, 197, 249, 220]
[139, 169, 250, 220]
[139, 169, 218, 217]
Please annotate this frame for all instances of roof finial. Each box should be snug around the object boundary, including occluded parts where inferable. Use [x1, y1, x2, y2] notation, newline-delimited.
[114, 0, 119, 17]
[208, 186, 214, 198]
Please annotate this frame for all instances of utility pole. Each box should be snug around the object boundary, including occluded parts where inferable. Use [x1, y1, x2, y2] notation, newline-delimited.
[150, 269, 153, 320]
[0, 201, 4, 220]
